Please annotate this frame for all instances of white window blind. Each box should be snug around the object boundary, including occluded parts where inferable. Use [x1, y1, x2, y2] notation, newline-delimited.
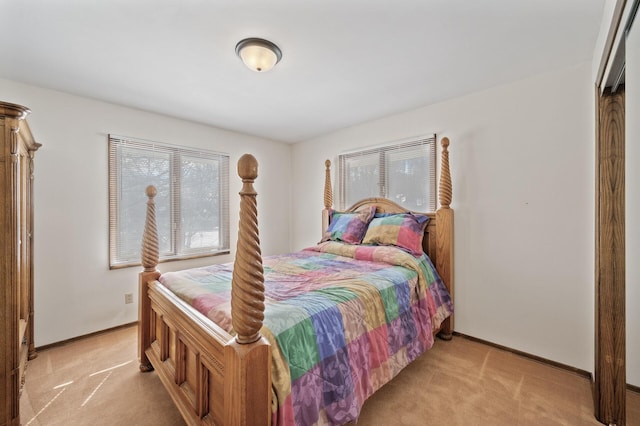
[338, 135, 436, 211]
[108, 135, 230, 268]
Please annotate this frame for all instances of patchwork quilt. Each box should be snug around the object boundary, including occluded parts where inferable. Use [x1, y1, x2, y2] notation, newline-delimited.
[158, 241, 453, 426]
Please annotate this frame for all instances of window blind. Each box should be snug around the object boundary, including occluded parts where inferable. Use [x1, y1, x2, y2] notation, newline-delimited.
[108, 135, 230, 268]
[338, 135, 436, 211]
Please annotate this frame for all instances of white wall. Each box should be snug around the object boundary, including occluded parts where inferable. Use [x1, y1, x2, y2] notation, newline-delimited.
[291, 63, 595, 372]
[0, 78, 292, 346]
[626, 17, 640, 387]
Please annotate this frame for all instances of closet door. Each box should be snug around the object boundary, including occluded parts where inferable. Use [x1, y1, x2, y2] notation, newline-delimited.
[595, 2, 639, 424]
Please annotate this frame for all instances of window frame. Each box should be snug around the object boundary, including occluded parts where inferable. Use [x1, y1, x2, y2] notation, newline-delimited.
[108, 134, 230, 269]
[337, 135, 437, 211]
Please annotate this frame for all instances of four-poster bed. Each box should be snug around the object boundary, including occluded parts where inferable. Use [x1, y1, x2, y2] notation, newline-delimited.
[138, 137, 454, 425]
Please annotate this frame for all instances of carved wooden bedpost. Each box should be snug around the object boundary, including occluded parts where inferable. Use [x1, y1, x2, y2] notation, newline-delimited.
[139, 185, 161, 372]
[322, 159, 333, 237]
[224, 154, 271, 425]
[436, 137, 454, 339]
[230, 154, 266, 343]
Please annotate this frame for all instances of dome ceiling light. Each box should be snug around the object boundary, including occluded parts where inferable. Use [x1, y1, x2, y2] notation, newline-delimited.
[235, 38, 282, 72]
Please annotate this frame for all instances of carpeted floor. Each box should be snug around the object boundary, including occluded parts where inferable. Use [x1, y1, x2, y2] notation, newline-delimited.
[20, 324, 640, 425]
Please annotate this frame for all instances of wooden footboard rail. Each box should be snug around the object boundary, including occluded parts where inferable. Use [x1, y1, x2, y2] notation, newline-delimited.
[138, 154, 271, 426]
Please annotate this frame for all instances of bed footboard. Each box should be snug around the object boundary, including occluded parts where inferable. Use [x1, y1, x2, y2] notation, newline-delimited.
[138, 155, 271, 426]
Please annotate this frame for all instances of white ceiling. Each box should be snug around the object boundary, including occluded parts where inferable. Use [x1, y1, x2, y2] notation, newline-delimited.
[0, 0, 606, 143]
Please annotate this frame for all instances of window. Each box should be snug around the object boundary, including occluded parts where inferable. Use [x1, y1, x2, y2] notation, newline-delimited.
[108, 135, 230, 268]
[338, 135, 436, 211]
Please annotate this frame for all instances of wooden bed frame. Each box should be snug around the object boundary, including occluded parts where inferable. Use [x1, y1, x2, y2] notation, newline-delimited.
[138, 137, 454, 425]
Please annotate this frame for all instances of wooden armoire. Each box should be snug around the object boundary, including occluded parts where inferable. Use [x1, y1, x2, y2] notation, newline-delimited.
[0, 101, 40, 426]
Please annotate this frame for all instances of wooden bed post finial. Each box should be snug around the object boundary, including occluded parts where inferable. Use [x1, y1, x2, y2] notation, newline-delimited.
[225, 156, 271, 423]
[436, 137, 454, 338]
[322, 159, 333, 238]
[439, 137, 452, 209]
[141, 185, 159, 272]
[232, 154, 265, 345]
[139, 185, 161, 373]
[324, 159, 333, 210]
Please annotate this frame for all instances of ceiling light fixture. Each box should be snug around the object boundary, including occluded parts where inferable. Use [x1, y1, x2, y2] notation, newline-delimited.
[235, 38, 282, 72]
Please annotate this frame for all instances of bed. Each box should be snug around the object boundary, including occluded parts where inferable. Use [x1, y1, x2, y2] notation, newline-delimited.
[138, 137, 454, 426]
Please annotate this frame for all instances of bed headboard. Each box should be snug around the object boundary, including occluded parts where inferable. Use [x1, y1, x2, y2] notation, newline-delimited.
[323, 137, 454, 335]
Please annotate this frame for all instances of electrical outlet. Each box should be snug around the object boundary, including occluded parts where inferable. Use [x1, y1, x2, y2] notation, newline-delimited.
[124, 293, 134, 304]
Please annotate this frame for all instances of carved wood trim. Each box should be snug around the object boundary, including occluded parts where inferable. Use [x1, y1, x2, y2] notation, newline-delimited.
[322, 159, 332, 238]
[324, 159, 332, 210]
[438, 137, 452, 209]
[231, 154, 265, 345]
[436, 137, 454, 336]
[141, 186, 159, 272]
[138, 186, 161, 371]
[0, 101, 31, 120]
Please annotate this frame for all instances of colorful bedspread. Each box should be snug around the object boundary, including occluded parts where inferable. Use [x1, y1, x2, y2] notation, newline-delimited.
[158, 241, 453, 426]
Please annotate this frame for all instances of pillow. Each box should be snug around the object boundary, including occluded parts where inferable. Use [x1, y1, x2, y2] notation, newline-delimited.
[361, 212, 430, 255]
[322, 206, 376, 244]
